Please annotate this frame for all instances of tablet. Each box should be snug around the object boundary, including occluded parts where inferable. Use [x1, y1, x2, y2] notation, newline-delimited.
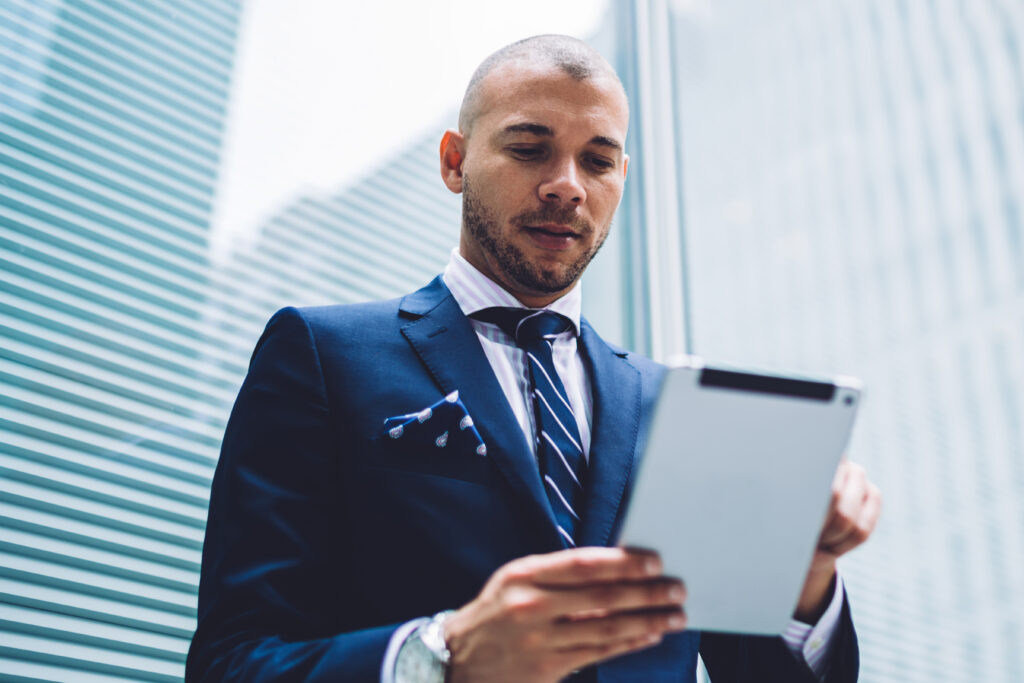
[618, 356, 861, 635]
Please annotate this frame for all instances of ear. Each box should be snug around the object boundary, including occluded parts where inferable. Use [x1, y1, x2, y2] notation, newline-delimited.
[622, 154, 629, 181]
[440, 129, 466, 194]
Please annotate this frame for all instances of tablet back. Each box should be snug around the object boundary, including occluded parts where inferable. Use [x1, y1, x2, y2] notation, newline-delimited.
[618, 358, 861, 635]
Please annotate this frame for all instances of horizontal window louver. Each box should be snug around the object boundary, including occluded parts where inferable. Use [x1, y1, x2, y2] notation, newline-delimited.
[1, 1, 467, 679]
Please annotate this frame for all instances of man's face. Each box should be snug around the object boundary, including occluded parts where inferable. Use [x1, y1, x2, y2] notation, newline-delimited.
[444, 63, 629, 306]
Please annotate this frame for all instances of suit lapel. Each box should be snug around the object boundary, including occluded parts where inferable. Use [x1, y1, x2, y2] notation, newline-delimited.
[578, 319, 644, 547]
[399, 277, 564, 551]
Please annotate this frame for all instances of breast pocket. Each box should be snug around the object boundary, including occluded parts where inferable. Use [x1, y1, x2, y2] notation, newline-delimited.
[362, 430, 497, 486]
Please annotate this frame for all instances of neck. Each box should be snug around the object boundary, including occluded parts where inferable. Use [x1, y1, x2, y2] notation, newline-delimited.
[457, 245, 574, 309]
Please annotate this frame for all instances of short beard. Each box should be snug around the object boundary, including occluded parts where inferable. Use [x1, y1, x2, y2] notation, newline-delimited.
[462, 176, 608, 295]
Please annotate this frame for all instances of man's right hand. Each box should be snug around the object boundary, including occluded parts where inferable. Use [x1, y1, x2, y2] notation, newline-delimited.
[443, 547, 687, 683]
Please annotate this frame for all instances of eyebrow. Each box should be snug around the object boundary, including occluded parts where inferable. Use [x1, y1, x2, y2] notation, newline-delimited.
[499, 122, 623, 153]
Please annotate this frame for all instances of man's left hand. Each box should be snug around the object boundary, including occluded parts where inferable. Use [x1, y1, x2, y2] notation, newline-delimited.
[794, 459, 882, 623]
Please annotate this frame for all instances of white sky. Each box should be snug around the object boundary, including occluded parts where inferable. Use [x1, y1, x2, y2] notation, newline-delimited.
[210, 0, 609, 252]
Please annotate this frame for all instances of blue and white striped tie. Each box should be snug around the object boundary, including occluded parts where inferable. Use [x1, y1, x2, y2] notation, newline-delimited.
[475, 308, 586, 548]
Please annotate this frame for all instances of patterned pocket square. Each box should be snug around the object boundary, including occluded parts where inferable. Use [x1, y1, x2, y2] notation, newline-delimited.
[382, 391, 487, 456]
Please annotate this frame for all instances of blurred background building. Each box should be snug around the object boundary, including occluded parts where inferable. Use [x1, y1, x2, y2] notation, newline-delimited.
[0, 2, 462, 678]
[671, 2, 1024, 681]
[1, 0, 1022, 681]
[1, 0, 244, 679]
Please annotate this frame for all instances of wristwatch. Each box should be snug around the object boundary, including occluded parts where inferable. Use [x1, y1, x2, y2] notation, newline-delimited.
[394, 610, 456, 682]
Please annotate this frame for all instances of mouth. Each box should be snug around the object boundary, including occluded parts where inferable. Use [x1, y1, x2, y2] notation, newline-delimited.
[523, 224, 581, 250]
[530, 223, 579, 235]
[525, 224, 581, 238]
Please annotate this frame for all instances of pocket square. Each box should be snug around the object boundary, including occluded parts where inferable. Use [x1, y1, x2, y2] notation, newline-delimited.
[381, 391, 487, 456]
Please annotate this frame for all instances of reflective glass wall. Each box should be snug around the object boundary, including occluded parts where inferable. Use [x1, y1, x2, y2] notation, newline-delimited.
[1, 1, 243, 679]
[4, 0, 1021, 681]
[669, 1, 1024, 680]
[0, 2, 599, 680]
[0, 0, 462, 678]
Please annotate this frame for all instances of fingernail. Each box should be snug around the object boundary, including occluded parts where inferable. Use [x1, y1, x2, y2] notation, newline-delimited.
[645, 557, 659, 575]
[669, 614, 686, 629]
[669, 585, 684, 601]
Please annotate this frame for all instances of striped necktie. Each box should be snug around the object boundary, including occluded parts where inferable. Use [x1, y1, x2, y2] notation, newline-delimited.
[474, 307, 587, 548]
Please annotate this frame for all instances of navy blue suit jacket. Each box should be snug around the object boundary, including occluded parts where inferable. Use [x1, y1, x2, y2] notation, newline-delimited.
[187, 277, 859, 682]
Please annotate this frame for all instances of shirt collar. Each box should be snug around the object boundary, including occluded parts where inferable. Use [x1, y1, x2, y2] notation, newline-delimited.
[442, 248, 582, 335]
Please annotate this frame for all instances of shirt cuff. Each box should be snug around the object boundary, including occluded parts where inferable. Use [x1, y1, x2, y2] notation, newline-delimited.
[380, 617, 429, 683]
[781, 572, 846, 680]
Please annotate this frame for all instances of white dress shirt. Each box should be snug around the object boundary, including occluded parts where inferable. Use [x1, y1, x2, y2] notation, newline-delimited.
[382, 249, 844, 681]
[442, 249, 592, 460]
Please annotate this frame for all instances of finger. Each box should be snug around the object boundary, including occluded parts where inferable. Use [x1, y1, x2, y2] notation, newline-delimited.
[824, 482, 882, 556]
[819, 463, 867, 547]
[546, 631, 667, 676]
[552, 578, 686, 617]
[818, 460, 852, 532]
[833, 457, 851, 488]
[841, 463, 868, 517]
[514, 547, 662, 587]
[547, 607, 686, 649]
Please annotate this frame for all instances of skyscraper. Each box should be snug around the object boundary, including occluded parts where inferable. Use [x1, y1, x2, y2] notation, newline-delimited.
[670, 1, 1024, 680]
[206, 135, 460, 324]
[0, 4, 466, 679]
[7, 1, 1013, 680]
[0, 1, 244, 679]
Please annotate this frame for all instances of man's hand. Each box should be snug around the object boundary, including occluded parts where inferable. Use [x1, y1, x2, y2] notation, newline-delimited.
[795, 459, 882, 622]
[444, 547, 686, 683]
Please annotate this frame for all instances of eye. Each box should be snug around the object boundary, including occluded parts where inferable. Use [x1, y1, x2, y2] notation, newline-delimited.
[507, 146, 544, 160]
[586, 155, 615, 172]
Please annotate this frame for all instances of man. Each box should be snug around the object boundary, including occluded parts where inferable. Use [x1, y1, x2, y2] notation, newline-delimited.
[187, 35, 881, 682]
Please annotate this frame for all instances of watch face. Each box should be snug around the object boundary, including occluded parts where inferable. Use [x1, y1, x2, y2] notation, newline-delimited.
[395, 636, 445, 683]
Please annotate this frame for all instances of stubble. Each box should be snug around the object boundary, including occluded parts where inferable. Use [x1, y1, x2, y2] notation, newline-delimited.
[461, 176, 609, 295]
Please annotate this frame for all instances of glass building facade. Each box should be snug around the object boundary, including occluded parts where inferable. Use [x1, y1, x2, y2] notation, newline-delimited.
[207, 135, 460, 323]
[0, 1, 459, 678]
[2, 0, 1022, 680]
[0, 0, 244, 679]
[669, 1, 1024, 681]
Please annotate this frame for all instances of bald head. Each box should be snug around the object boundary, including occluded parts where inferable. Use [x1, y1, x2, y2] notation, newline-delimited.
[458, 34, 627, 136]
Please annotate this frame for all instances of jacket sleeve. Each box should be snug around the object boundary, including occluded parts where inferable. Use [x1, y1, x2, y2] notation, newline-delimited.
[698, 591, 859, 683]
[186, 307, 397, 682]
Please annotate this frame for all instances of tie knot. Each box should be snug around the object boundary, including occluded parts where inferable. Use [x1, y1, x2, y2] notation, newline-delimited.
[473, 307, 574, 346]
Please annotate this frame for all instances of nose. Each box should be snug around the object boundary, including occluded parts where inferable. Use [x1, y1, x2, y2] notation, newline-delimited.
[538, 157, 586, 206]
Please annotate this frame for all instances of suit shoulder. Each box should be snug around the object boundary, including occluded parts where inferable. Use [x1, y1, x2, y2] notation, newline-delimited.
[289, 298, 403, 330]
[621, 351, 667, 390]
[266, 275, 450, 338]
[579, 318, 666, 383]
[262, 298, 420, 365]
[620, 349, 665, 376]
[260, 298, 403, 336]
